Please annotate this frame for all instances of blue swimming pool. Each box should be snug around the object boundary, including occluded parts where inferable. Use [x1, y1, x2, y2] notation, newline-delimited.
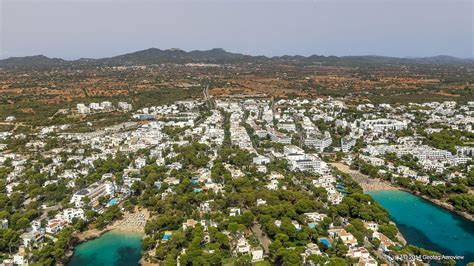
[319, 238, 331, 247]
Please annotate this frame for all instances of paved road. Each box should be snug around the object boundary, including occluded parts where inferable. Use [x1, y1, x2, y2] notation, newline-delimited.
[40, 204, 62, 219]
[251, 223, 271, 254]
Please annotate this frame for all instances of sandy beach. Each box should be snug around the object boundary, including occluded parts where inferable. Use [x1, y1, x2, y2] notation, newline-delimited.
[75, 208, 150, 242]
[331, 162, 398, 192]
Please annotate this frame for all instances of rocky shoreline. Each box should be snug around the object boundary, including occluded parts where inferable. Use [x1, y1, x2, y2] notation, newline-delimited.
[139, 257, 160, 266]
[411, 191, 474, 222]
[61, 229, 109, 266]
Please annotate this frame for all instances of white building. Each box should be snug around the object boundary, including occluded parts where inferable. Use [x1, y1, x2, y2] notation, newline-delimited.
[118, 102, 133, 111]
[101, 101, 113, 109]
[251, 248, 264, 262]
[236, 235, 250, 254]
[278, 121, 296, 132]
[359, 119, 407, 131]
[77, 103, 90, 114]
[253, 155, 270, 165]
[5, 116, 16, 122]
[13, 254, 28, 266]
[270, 130, 292, 144]
[61, 208, 85, 222]
[341, 136, 356, 152]
[305, 131, 332, 152]
[70, 181, 115, 207]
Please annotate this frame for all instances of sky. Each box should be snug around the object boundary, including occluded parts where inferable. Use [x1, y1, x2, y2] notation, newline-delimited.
[0, 0, 473, 59]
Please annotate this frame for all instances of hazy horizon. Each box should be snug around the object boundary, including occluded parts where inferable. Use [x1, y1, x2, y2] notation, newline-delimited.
[1, 0, 473, 60]
[1, 47, 474, 61]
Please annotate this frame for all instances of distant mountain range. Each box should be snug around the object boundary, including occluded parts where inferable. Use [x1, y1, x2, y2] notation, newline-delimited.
[0, 48, 472, 69]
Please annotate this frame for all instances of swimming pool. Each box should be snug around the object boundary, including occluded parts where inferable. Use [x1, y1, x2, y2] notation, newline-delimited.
[319, 238, 331, 247]
[162, 234, 171, 241]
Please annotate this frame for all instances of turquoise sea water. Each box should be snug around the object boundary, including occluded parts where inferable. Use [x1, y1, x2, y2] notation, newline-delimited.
[68, 231, 143, 266]
[368, 190, 474, 265]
